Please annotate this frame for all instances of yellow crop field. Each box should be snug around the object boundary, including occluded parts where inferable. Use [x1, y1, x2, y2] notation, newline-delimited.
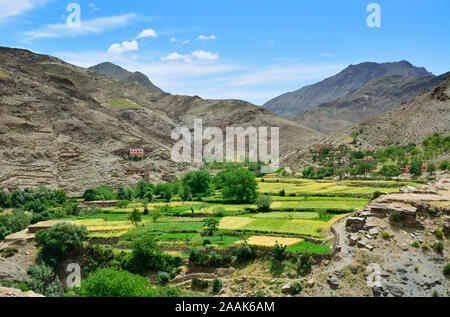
[239, 236, 303, 248]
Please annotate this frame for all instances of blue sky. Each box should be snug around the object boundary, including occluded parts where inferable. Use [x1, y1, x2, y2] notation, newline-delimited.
[1, 0, 449, 105]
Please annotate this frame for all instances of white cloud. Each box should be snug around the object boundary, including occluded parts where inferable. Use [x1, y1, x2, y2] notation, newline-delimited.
[320, 52, 333, 57]
[160, 52, 192, 62]
[192, 50, 219, 60]
[107, 40, 138, 54]
[198, 35, 217, 40]
[170, 37, 177, 42]
[160, 50, 218, 62]
[181, 39, 191, 45]
[24, 14, 137, 40]
[136, 28, 157, 39]
[0, 0, 48, 21]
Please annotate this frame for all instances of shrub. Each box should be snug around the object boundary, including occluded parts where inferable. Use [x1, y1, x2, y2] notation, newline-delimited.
[421, 242, 431, 251]
[82, 244, 115, 275]
[434, 228, 444, 239]
[158, 272, 170, 285]
[411, 240, 420, 248]
[290, 282, 303, 295]
[382, 231, 391, 240]
[256, 195, 272, 212]
[271, 242, 287, 262]
[389, 211, 405, 223]
[77, 268, 179, 297]
[414, 265, 419, 272]
[116, 200, 130, 209]
[234, 243, 256, 263]
[127, 235, 170, 274]
[189, 249, 232, 268]
[8, 210, 31, 233]
[297, 253, 312, 276]
[192, 278, 208, 290]
[443, 263, 450, 277]
[212, 277, 222, 293]
[279, 190, 286, 197]
[371, 191, 383, 201]
[35, 223, 87, 269]
[202, 218, 219, 236]
[433, 242, 444, 254]
[0, 245, 18, 258]
[24, 263, 61, 297]
[128, 208, 142, 227]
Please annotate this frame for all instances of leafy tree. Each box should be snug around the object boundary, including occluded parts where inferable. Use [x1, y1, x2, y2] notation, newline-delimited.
[35, 223, 88, 269]
[76, 268, 180, 297]
[24, 263, 61, 297]
[0, 215, 12, 241]
[427, 164, 436, 175]
[409, 160, 423, 176]
[10, 190, 25, 208]
[355, 162, 376, 178]
[256, 195, 272, 212]
[55, 190, 67, 205]
[380, 165, 402, 178]
[155, 184, 173, 202]
[0, 188, 10, 208]
[117, 187, 134, 201]
[316, 167, 334, 179]
[218, 169, 258, 203]
[134, 181, 154, 200]
[181, 171, 214, 201]
[116, 200, 130, 209]
[150, 209, 162, 223]
[302, 167, 315, 178]
[128, 208, 142, 227]
[203, 218, 219, 236]
[439, 161, 450, 171]
[8, 210, 31, 233]
[82, 189, 97, 202]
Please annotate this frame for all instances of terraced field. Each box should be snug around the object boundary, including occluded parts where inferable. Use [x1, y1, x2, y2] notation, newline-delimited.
[69, 177, 397, 254]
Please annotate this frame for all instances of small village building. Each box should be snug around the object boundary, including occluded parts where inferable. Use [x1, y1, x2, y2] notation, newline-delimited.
[313, 144, 334, 153]
[130, 149, 144, 158]
[422, 163, 428, 173]
[401, 165, 411, 174]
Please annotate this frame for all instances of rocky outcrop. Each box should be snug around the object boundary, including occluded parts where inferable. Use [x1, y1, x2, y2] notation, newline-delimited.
[0, 257, 27, 282]
[0, 286, 44, 297]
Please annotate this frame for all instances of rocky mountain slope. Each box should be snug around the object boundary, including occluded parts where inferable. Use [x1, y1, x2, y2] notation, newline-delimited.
[89, 62, 163, 92]
[0, 47, 324, 194]
[327, 76, 450, 150]
[293, 73, 449, 135]
[264, 61, 432, 118]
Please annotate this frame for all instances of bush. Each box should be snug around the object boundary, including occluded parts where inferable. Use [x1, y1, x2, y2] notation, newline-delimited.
[181, 171, 214, 201]
[382, 231, 391, 240]
[192, 278, 208, 290]
[82, 244, 115, 275]
[217, 169, 258, 203]
[202, 218, 219, 236]
[297, 253, 312, 276]
[371, 191, 383, 201]
[271, 242, 287, 262]
[116, 200, 130, 209]
[290, 282, 303, 295]
[433, 242, 444, 254]
[443, 263, 450, 277]
[256, 195, 272, 212]
[411, 240, 420, 248]
[24, 263, 61, 297]
[421, 242, 431, 251]
[212, 277, 222, 293]
[389, 211, 405, 223]
[189, 249, 232, 268]
[0, 245, 18, 258]
[158, 272, 170, 285]
[434, 228, 444, 239]
[77, 268, 179, 297]
[127, 235, 171, 274]
[234, 243, 256, 263]
[35, 223, 88, 269]
[8, 210, 31, 233]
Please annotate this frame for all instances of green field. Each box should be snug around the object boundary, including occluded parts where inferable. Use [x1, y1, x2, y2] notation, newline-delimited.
[107, 99, 141, 109]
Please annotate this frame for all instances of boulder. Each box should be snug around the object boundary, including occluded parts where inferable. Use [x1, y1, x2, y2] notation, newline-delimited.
[349, 234, 358, 246]
[369, 228, 379, 236]
[281, 283, 292, 294]
[0, 287, 44, 297]
[346, 217, 366, 233]
[327, 274, 340, 290]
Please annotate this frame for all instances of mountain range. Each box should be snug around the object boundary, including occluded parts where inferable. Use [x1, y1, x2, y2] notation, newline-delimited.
[0, 47, 323, 194]
[263, 61, 432, 118]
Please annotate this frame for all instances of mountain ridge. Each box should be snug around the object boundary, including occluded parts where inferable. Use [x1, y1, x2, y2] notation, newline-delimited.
[264, 61, 433, 118]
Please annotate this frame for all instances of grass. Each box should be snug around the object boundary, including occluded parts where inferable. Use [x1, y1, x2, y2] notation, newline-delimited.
[106, 99, 141, 109]
[286, 241, 332, 254]
[250, 212, 320, 220]
[0, 71, 9, 78]
[218, 216, 338, 238]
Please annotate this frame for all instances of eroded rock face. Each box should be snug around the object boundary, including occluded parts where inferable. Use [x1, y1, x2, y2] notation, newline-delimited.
[0, 286, 44, 297]
[346, 217, 366, 232]
[0, 257, 27, 282]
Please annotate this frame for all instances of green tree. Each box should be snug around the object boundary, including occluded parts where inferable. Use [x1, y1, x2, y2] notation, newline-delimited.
[150, 209, 162, 223]
[380, 165, 401, 178]
[135, 181, 154, 200]
[83, 189, 97, 202]
[355, 161, 376, 178]
[256, 195, 272, 212]
[24, 263, 61, 297]
[427, 164, 436, 176]
[302, 167, 315, 178]
[203, 218, 219, 236]
[0, 188, 10, 208]
[409, 160, 423, 176]
[218, 169, 258, 203]
[297, 253, 312, 276]
[181, 171, 214, 201]
[35, 223, 88, 269]
[55, 190, 67, 205]
[128, 208, 142, 227]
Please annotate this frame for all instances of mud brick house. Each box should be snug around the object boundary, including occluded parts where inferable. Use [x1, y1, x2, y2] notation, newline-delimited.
[313, 144, 334, 153]
[130, 149, 144, 158]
